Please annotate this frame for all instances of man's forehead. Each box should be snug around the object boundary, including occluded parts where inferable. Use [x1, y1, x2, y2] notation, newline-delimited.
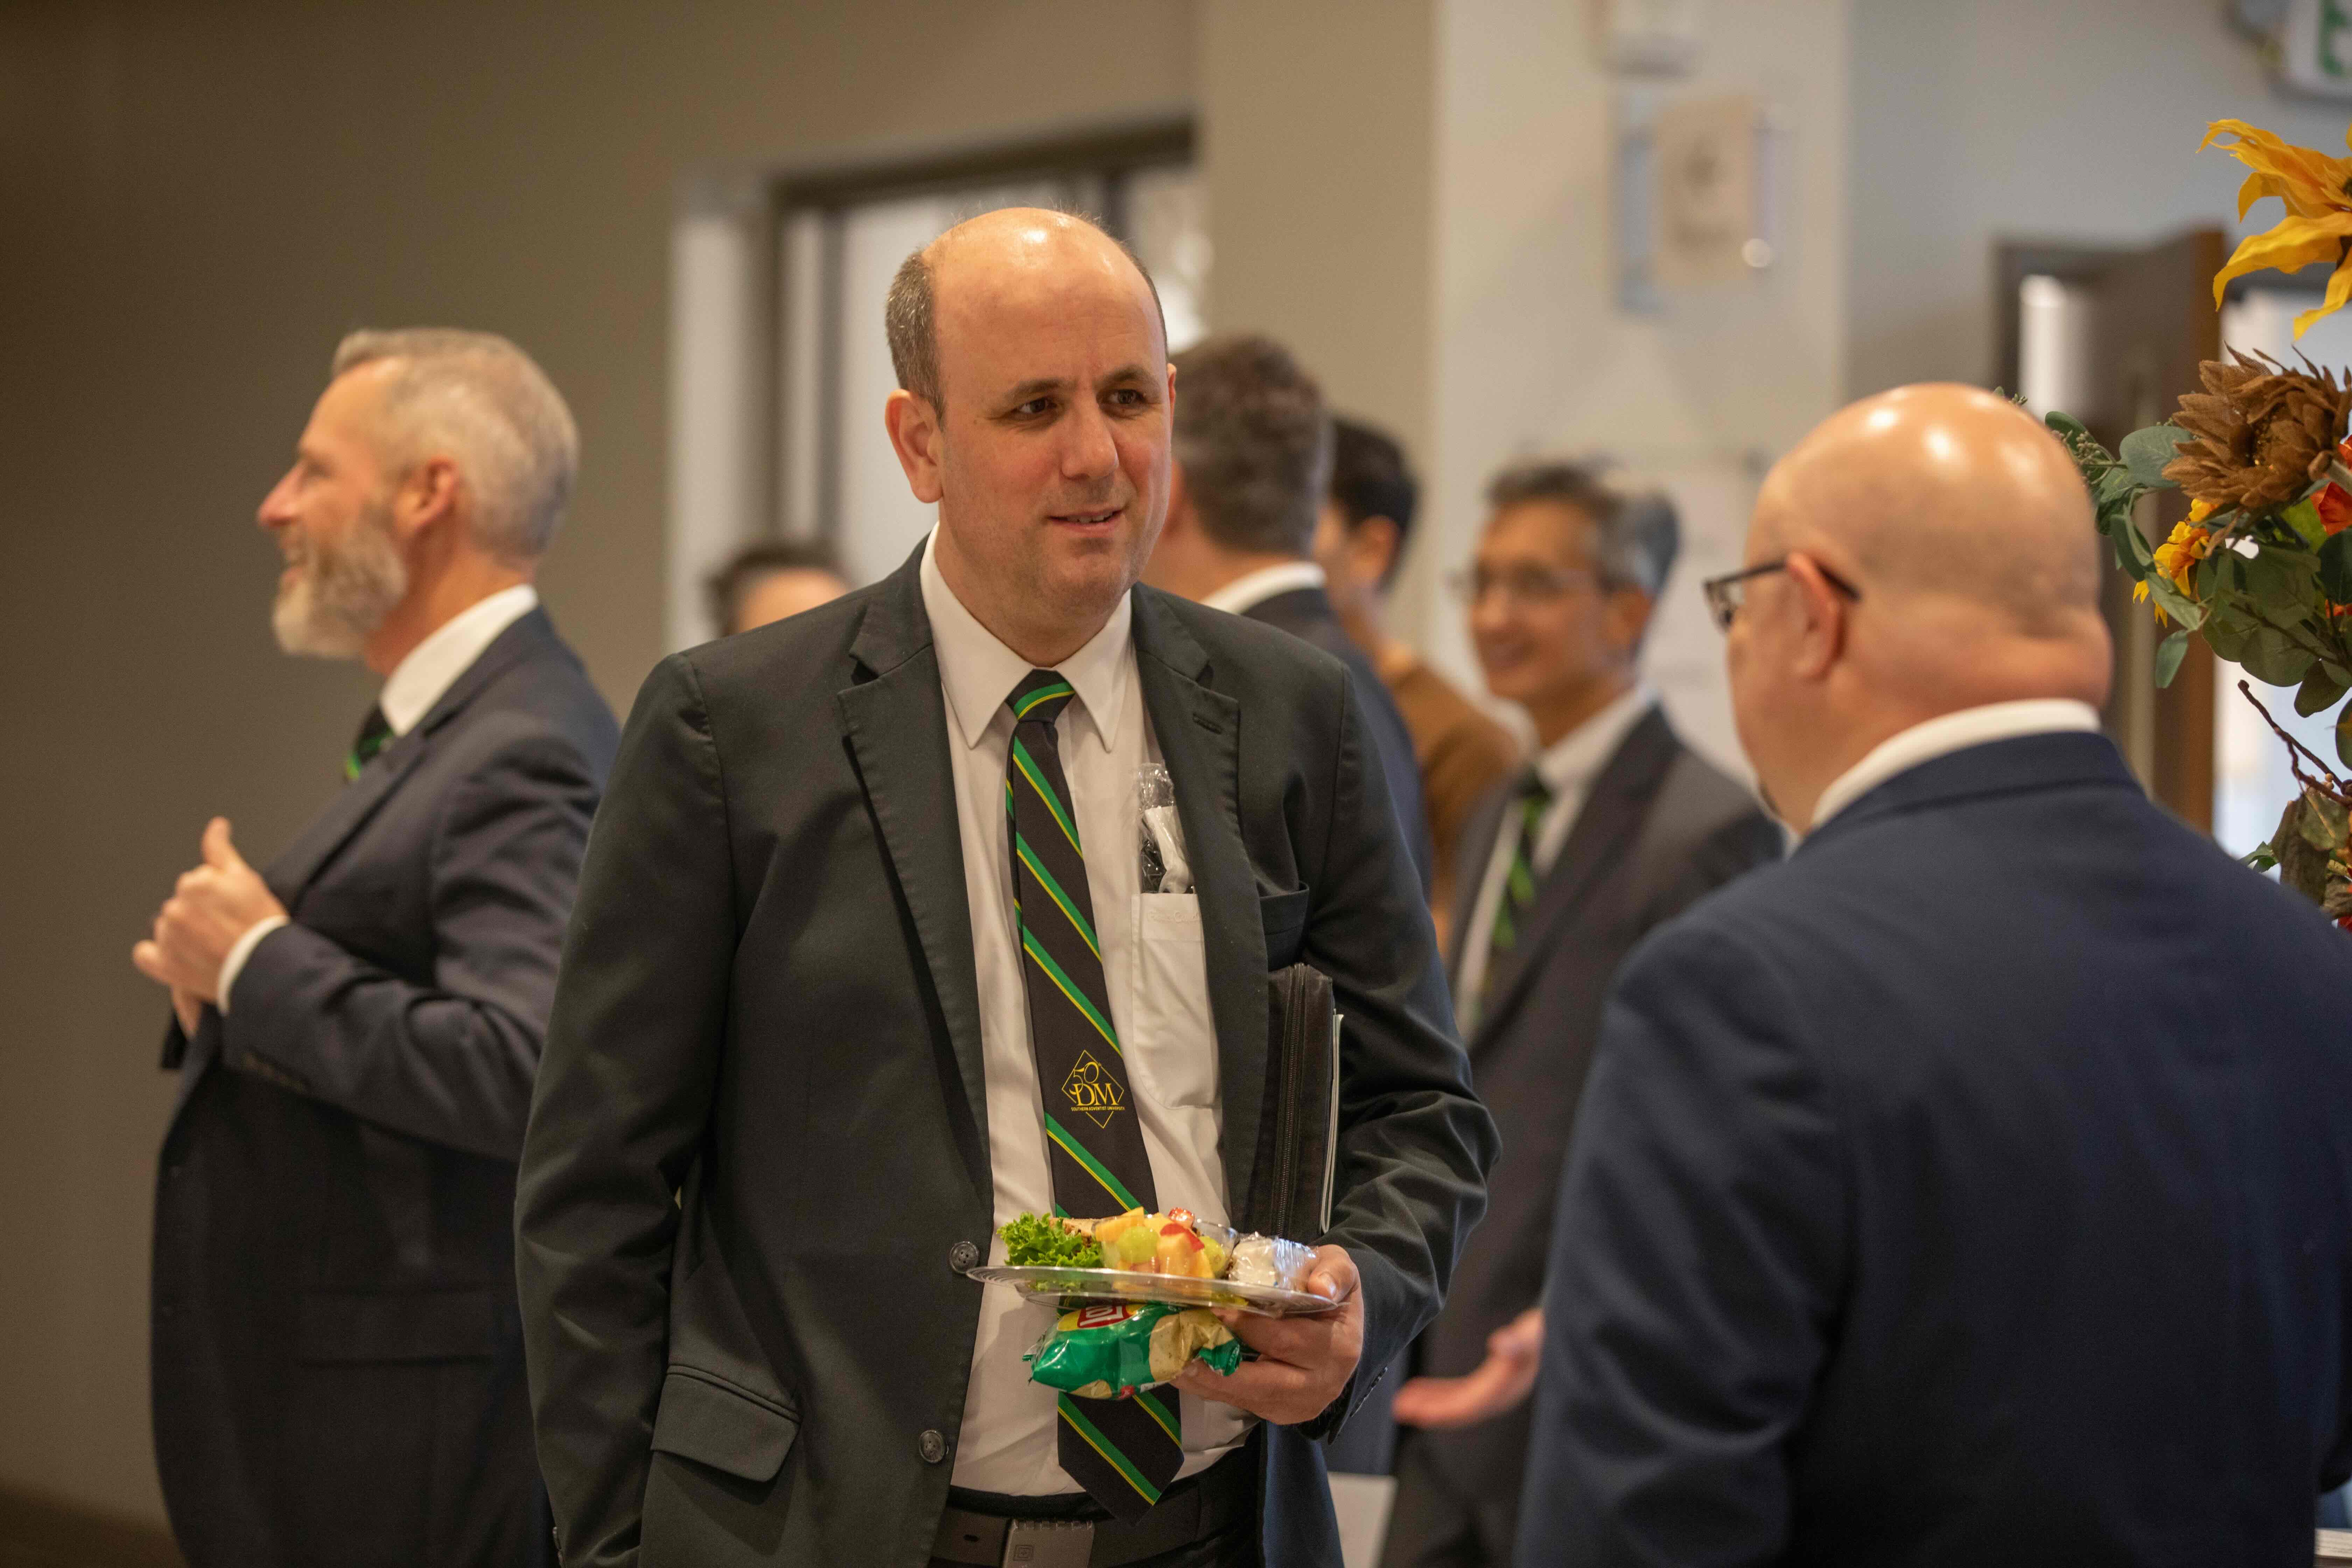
[930, 223, 1161, 386]
[1484, 499, 1597, 560]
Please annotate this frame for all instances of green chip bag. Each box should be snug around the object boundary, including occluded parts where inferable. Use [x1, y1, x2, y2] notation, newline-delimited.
[1024, 1302, 1245, 1399]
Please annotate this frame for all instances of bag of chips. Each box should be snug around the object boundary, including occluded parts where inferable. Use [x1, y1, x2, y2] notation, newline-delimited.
[1024, 1301, 1244, 1399]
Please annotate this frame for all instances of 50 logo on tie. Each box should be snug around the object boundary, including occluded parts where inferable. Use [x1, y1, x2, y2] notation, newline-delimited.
[1062, 1051, 1127, 1128]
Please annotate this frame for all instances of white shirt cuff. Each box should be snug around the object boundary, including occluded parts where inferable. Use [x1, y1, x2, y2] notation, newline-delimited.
[216, 915, 291, 1015]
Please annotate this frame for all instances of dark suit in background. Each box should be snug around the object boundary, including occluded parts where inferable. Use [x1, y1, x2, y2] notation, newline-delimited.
[1244, 583, 1436, 899]
[1383, 706, 1778, 1565]
[152, 610, 617, 1568]
[516, 555, 1495, 1567]
[1521, 732, 2352, 1567]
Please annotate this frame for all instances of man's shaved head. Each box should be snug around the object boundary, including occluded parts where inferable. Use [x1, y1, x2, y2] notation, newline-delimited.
[1729, 383, 2113, 831]
[886, 209, 1164, 411]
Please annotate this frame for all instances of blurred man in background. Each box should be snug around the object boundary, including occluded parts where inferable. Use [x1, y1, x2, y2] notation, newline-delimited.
[1384, 462, 1778, 1568]
[1144, 334, 1435, 898]
[131, 329, 617, 1568]
[1520, 386, 2352, 1566]
[1314, 415, 1517, 951]
[706, 536, 850, 637]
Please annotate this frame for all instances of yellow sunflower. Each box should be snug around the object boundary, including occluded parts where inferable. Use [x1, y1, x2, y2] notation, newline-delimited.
[2205, 118, 2352, 338]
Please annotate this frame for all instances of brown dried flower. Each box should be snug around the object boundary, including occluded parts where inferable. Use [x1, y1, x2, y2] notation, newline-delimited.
[2163, 349, 2351, 512]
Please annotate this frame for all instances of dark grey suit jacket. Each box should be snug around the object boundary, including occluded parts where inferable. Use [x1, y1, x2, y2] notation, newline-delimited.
[151, 609, 617, 1568]
[516, 550, 1497, 1567]
[1241, 584, 1436, 897]
[1522, 733, 2352, 1567]
[1417, 707, 1778, 1529]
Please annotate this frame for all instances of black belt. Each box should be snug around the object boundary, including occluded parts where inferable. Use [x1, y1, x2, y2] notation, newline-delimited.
[932, 1448, 1254, 1567]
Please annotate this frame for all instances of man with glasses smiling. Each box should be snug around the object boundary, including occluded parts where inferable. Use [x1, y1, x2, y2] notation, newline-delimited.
[1380, 461, 1778, 1568]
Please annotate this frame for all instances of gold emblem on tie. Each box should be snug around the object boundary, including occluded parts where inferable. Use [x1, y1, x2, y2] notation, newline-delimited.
[1061, 1051, 1127, 1128]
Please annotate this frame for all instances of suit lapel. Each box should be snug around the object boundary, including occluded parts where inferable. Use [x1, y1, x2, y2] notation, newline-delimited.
[1447, 784, 1512, 997]
[264, 609, 554, 903]
[1131, 589, 1268, 1220]
[1473, 707, 1677, 1047]
[837, 556, 991, 1175]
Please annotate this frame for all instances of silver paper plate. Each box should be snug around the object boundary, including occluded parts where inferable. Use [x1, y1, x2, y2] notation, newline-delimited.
[968, 1264, 1343, 1317]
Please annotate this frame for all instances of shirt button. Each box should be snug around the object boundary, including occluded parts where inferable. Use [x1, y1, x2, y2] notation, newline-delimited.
[919, 1429, 947, 1464]
[949, 1240, 980, 1273]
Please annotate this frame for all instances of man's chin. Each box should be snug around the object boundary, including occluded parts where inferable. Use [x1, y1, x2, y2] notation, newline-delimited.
[271, 586, 372, 659]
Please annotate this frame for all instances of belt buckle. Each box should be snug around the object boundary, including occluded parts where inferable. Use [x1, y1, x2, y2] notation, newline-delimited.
[1001, 1518, 1095, 1568]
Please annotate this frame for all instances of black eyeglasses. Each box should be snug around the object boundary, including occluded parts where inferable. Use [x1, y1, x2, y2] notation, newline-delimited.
[1701, 557, 1862, 631]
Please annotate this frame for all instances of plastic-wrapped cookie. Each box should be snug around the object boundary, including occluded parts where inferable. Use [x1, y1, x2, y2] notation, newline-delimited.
[1226, 1233, 1315, 1292]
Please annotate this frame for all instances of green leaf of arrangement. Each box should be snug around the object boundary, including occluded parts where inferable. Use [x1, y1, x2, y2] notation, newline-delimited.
[2153, 629, 2192, 688]
[2296, 661, 2351, 717]
[2284, 498, 2330, 551]
[2119, 424, 2189, 489]
[2093, 465, 2142, 514]
[2242, 545, 2318, 606]
[2304, 786, 2351, 851]
[2244, 842, 2280, 873]
[2143, 572, 2205, 630]
[2044, 409, 2090, 442]
[2274, 796, 2335, 904]
[2340, 700, 2352, 771]
[2205, 612, 2254, 662]
[2240, 625, 2316, 688]
[2320, 530, 2352, 606]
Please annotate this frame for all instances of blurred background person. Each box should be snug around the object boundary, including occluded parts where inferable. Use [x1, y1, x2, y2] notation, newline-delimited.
[705, 535, 850, 637]
[1315, 416, 1518, 954]
[1520, 386, 2352, 1566]
[1144, 333, 1436, 898]
[1382, 461, 1779, 1568]
[129, 329, 617, 1568]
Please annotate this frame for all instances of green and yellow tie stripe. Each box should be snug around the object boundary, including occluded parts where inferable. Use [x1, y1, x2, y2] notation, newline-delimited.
[1002, 668, 1182, 1520]
[345, 704, 392, 782]
[1480, 770, 1554, 1015]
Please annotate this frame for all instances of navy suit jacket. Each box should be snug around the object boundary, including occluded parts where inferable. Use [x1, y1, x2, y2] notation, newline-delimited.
[1520, 730, 2352, 1568]
[152, 609, 617, 1568]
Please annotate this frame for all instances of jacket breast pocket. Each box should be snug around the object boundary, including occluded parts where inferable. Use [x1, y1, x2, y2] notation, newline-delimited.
[649, 1366, 800, 1483]
[1259, 886, 1310, 971]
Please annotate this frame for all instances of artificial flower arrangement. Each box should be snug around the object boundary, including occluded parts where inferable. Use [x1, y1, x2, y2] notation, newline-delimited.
[2048, 118, 2352, 929]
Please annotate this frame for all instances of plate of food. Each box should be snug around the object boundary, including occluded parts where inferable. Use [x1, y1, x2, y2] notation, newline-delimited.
[970, 1208, 1341, 1317]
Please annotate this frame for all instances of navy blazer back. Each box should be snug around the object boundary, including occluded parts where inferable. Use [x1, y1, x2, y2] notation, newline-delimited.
[1524, 731, 2352, 1567]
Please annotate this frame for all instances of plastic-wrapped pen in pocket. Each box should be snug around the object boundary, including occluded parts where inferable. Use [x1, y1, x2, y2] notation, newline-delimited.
[1137, 764, 1192, 894]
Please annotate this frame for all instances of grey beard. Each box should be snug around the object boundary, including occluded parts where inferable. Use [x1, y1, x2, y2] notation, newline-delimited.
[272, 499, 408, 657]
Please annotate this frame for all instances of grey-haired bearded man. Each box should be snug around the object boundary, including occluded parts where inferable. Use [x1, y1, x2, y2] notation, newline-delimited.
[134, 329, 617, 1568]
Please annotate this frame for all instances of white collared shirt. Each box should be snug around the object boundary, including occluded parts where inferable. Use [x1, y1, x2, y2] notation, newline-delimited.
[1199, 559, 1326, 616]
[215, 584, 541, 1013]
[1807, 699, 2103, 834]
[1455, 685, 1657, 1034]
[921, 533, 1245, 1492]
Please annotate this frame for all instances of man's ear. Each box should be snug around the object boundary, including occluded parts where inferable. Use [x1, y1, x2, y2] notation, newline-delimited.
[393, 456, 462, 542]
[1357, 516, 1403, 588]
[1785, 553, 1850, 679]
[1606, 585, 1656, 660]
[883, 389, 944, 504]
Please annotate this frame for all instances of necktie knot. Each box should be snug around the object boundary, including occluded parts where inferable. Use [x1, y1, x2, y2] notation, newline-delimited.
[346, 704, 393, 781]
[1008, 669, 1077, 728]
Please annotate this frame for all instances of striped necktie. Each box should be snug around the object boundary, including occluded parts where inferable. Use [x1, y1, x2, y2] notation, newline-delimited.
[1003, 668, 1182, 1520]
[1480, 769, 1554, 1015]
[346, 704, 392, 782]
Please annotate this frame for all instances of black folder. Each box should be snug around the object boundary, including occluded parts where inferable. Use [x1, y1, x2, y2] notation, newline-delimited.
[1248, 963, 1342, 1241]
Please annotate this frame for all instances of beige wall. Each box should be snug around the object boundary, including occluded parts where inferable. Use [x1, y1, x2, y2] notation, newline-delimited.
[0, 0, 1194, 1526]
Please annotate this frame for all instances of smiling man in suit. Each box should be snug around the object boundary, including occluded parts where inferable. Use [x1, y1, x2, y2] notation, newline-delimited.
[131, 330, 618, 1567]
[516, 208, 1494, 1568]
[1380, 462, 1779, 1568]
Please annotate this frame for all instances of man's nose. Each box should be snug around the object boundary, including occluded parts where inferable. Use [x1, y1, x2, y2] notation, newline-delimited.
[256, 469, 297, 531]
[1060, 402, 1119, 482]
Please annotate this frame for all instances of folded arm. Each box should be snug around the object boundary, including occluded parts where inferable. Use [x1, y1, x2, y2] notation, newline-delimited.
[222, 734, 602, 1160]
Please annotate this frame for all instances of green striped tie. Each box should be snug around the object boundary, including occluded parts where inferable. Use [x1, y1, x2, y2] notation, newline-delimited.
[345, 704, 392, 782]
[1003, 668, 1183, 1520]
[1480, 770, 1554, 1016]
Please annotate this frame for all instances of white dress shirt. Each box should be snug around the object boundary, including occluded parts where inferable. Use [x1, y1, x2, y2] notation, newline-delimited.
[1199, 559, 1326, 616]
[920, 534, 1246, 1493]
[1455, 685, 1657, 1034]
[215, 584, 541, 1012]
[1807, 698, 2102, 834]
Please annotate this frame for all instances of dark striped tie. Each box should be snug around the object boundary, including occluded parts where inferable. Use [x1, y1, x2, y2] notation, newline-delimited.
[1480, 769, 1554, 1017]
[346, 704, 392, 782]
[1003, 669, 1183, 1519]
